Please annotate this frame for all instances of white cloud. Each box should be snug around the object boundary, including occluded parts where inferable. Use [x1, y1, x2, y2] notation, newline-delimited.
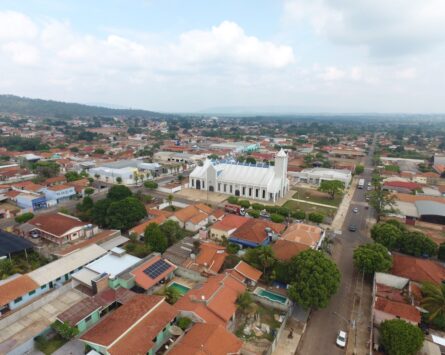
[2, 42, 39, 65]
[0, 11, 37, 41]
[284, 0, 445, 56]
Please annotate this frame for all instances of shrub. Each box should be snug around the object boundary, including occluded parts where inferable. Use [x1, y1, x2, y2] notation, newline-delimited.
[238, 200, 250, 209]
[177, 317, 192, 330]
[227, 196, 239, 204]
[292, 210, 306, 220]
[265, 205, 278, 214]
[247, 209, 260, 218]
[277, 207, 290, 217]
[270, 213, 285, 223]
[15, 212, 34, 223]
[144, 181, 158, 189]
[438, 243, 445, 261]
[251, 203, 265, 210]
[51, 321, 79, 340]
[227, 243, 240, 254]
[308, 212, 324, 223]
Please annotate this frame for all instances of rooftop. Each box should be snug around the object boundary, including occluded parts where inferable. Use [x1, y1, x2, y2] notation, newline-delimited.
[233, 260, 262, 282]
[391, 253, 445, 284]
[231, 219, 285, 244]
[85, 248, 141, 279]
[130, 255, 177, 290]
[28, 212, 88, 237]
[0, 275, 39, 307]
[272, 239, 309, 261]
[281, 223, 323, 248]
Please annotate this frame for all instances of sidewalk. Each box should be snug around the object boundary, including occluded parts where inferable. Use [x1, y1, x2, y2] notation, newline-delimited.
[331, 177, 358, 231]
[272, 317, 305, 355]
[290, 198, 337, 209]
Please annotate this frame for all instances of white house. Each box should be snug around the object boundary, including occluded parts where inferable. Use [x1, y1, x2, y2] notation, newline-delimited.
[294, 168, 352, 188]
[189, 149, 289, 202]
[43, 184, 76, 204]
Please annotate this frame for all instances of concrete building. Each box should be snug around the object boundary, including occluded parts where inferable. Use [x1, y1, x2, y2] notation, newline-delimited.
[189, 149, 289, 202]
[42, 184, 76, 203]
[209, 142, 259, 153]
[88, 159, 161, 185]
[294, 167, 352, 187]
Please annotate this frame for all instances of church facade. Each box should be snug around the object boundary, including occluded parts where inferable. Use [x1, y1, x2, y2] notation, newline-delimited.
[189, 149, 289, 202]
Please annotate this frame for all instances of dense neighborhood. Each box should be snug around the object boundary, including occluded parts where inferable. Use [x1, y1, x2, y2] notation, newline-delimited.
[1, 100, 445, 355]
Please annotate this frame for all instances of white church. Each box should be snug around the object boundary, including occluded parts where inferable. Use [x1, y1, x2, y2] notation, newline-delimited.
[189, 149, 289, 202]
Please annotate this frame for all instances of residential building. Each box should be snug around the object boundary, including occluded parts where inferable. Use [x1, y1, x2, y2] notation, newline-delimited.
[230, 260, 262, 287]
[169, 204, 214, 232]
[22, 212, 97, 245]
[174, 272, 246, 329]
[391, 253, 445, 284]
[16, 193, 47, 211]
[189, 149, 289, 202]
[80, 295, 178, 355]
[0, 275, 39, 314]
[187, 241, 227, 275]
[229, 219, 285, 247]
[56, 287, 137, 333]
[167, 323, 242, 355]
[130, 255, 177, 292]
[209, 214, 249, 240]
[281, 223, 326, 250]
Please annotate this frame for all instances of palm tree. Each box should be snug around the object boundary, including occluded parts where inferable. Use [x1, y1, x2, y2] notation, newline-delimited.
[257, 246, 275, 278]
[421, 282, 445, 321]
[167, 194, 174, 208]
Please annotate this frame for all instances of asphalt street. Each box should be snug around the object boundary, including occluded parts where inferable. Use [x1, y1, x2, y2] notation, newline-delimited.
[297, 136, 376, 355]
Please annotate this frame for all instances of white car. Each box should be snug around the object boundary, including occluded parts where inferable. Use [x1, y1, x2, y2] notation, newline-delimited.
[352, 207, 359, 213]
[336, 330, 347, 348]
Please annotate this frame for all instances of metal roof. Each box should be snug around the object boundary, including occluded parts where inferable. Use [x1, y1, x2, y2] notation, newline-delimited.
[415, 200, 445, 217]
[0, 229, 35, 256]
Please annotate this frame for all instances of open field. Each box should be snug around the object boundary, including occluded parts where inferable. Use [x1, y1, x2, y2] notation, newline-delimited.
[292, 187, 343, 207]
[282, 200, 337, 218]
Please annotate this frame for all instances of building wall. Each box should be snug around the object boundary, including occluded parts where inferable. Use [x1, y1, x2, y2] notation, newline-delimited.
[77, 310, 101, 333]
[209, 227, 230, 241]
[8, 284, 48, 311]
[44, 187, 76, 203]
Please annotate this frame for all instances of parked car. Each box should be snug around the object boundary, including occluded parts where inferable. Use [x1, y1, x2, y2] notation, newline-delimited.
[225, 204, 246, 216]
[352, 207, 359, 213]
[336, 330, 347, 348]
[348, 224, 357, 232]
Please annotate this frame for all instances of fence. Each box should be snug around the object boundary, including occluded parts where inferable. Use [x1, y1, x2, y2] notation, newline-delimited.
[264, 304, 294, 355]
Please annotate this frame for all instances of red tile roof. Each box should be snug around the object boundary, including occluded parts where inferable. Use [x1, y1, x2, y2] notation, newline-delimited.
[108, 301, 178, 355]
[391, 253, 445, 284]
[0, 275, 39, 307]
[384, 181, 422, 190]
[234, 261, 262, 282]
[131, 256, 176, 290]
[128, 215, 167, 236]
[168, 323, 242, 355]
[211, 214, 249, 232]
[80, 295, 165, 347]
[28, 213, 88, 237]
[195, 242, 227, 273]
[231, 219, 285, 244]
[375, 297, 421, 323]
[272, 239, 309, 261]
[281, 223, 323, 248]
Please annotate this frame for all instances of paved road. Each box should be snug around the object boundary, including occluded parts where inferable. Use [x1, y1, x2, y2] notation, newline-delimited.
[297, 136, 376, 355]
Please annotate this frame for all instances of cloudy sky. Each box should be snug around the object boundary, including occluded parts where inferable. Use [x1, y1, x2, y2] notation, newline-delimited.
[1, 0, 444, 113]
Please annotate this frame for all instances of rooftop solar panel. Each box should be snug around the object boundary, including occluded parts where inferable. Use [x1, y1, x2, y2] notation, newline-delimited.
[143, 259, 171, 279]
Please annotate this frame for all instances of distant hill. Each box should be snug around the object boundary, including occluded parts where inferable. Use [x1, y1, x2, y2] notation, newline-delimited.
[0, 94, 174, 119]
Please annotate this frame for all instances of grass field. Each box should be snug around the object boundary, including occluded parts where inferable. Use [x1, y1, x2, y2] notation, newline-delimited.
[292, 187, 343, 207]
[282, 199, 337, 218]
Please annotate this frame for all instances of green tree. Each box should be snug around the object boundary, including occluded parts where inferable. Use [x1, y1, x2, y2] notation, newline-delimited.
[51, 321, 79, 340]
[0, 259, 17, 280]
[106, 197, 147, 230]
[399, 231, 437, 257]
[245, 156, 256, 164]
[379, 319, 424, 355]
[292, 210, 306, 220]
[15, 212, 34, 223]
[107, 185, 132, 201]
[421, 282, 445, 322]
[353, 243, 392, 274]
[144, 180, 158, 189]
[238, 200, 250, 209]
[369, 174, 396, 222]
[236, 291, 253, 313]
[84, 187, 94, 195]
[167, 194, 174, 208]
[116, 176, 123, 184]
[244, 246, 275, 279]
[160, 220, 184, 246]
[370, 222, 403, 250]
[65, 171, 82, 182]
[288, 249, 341, 309]
[227, 196, 239, 204]
[165, 286, 181, 304]
[33, 161, 60, 179]
[438, 243, 445, 261]
[94, 148, 105, 154]
[145, 223, 168, 252]
[91, 198, 112, 227]
[270, 213, 285, 223]
[177, 317, 192, 330]
[308, 212, 324, 223]
[318, 180, 344, 199]
[354, 165, 364, 175]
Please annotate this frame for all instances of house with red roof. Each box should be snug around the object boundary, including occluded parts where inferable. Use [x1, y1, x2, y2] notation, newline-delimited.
[391, 253, 445, 284]
[186, 241, 227, 275]
[168, 323, 242, 355]
[209, 214, 250, 240]
[229, 219, 286, 247]
[80, 295, 178, 355]
[174, 272, 246, 330]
